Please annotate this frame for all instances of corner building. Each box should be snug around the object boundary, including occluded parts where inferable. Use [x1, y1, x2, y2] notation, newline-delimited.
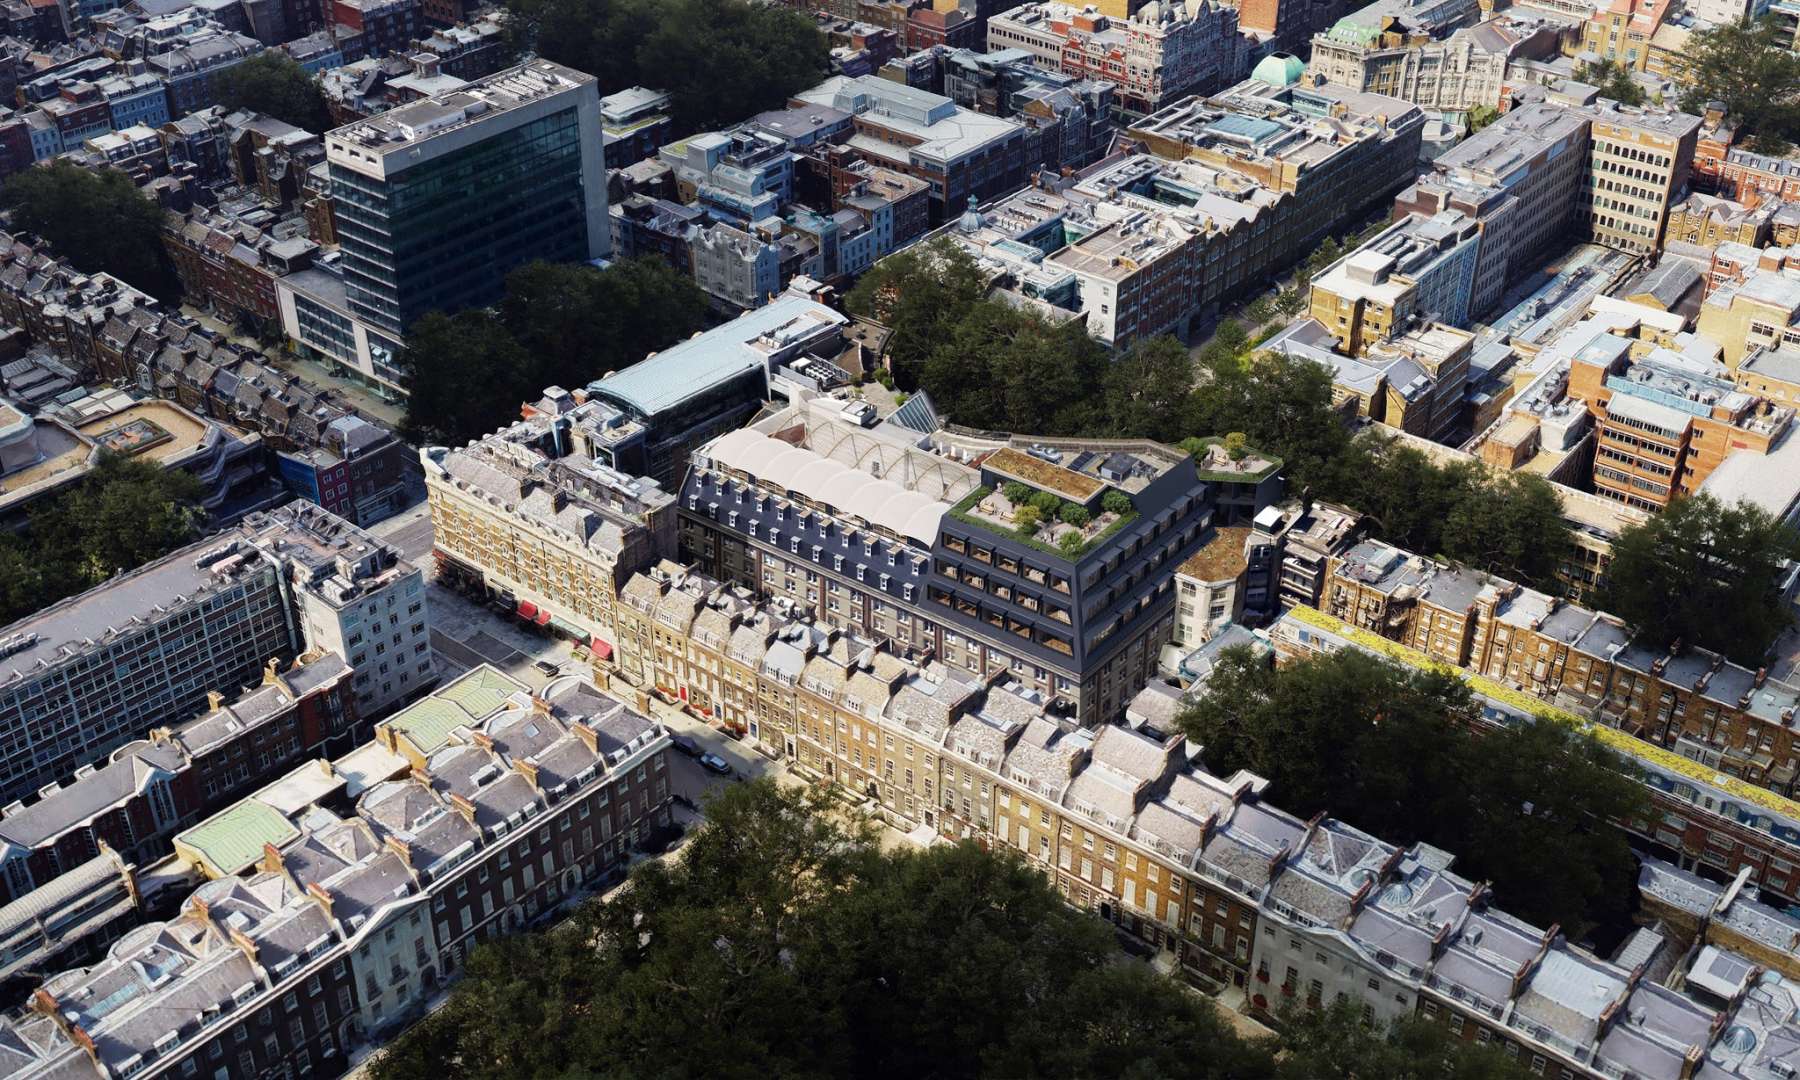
[676, 397, 1276, 721]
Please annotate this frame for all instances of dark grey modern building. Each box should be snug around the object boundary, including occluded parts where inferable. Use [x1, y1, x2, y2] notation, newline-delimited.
[324, 59, 609, 336]
[679, 396, 1278, 721]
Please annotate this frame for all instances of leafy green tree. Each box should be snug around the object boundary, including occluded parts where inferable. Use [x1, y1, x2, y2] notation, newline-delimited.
[845, 239, 990, 390]
[1102, 489, 1133, 516]
[216, 52, 334, 133]
[1058, 530, 1086, 557]
[1575, 58, 1646, 106]
[370, 781, 1282, 1080]
[1680, 16, 1800, 145]
[1467, 104, 1499, 133]
[1314, 432, 1573, 591]
[505, 0, 828, 132]
[829, 840, 1270, 1079]
[1181, 647, 1472, 837]
[0, 537, 65, 626]
[1191, 350, 1349, 489]
[1212, 318, 1249, 357]
[400, 258, 706, 448]
[1454, 720, 1646, 933]
[1277, 1000, 1532, 1080]
[1180, 647, 1648, 934]
[1598, 493, 1800, 665]
[1002, 481, 1032, 504]
[1059, 502, 1091, 527]
[499, 257, 708, 388]
[397, 310, 534, 447]
[635, 0, 830, 132]
[1013, 503, 1042, 532]
[1029, 489, 1062, 514]
[1, 162, 177, 299]
[1439, 470, 1569, 585]
[1100, 335, 1194, 444]
[55, 453, 206, 582]
[1751, 131, 1796, 156]
[918, 300, 1108, 435]
[0, 452, 207, 624]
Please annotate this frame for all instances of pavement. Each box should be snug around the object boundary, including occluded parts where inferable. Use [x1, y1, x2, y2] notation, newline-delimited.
[274, 348, 409, 428]
[179, 305, 409, 429]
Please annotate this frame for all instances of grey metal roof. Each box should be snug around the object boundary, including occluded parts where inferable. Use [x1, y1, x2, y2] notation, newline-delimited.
[588, 294, 845, 418]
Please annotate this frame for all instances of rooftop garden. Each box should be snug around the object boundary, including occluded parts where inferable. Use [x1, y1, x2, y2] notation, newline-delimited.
[983, 446, 1105, 502]
[948, 484, 1138, 562]
[1184, 434, 1283, 484]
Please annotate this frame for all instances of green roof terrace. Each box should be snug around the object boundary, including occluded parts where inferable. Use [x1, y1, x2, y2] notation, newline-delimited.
[173, 798, 300, 880]
[379, 665, 525, 765]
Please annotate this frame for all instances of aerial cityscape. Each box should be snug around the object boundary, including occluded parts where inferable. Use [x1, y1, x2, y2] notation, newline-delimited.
[0, 0, 1790, 1074]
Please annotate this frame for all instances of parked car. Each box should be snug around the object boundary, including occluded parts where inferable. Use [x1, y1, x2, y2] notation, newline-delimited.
[699, 752, 733, 776]
[533, 660, 560, 676]
[670, 734, 702, 758]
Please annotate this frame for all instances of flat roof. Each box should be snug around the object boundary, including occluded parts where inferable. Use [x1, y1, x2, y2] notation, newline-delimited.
[795, 75, 1020, 165]
[175, 798, 299, 878]
[329, 60, 592, 157]
[986, 446, 1104, 501]
[0, 416, 89, 499]
[74, 400, 209, 464]
[1605, 391, 1692, 432]
[332, 741, 409, 797]
[383, 664, 523, 756]
[251, 760, 343, 816]
[0, 539, 246, 686]
[1177, 526, 1250, 582]
[1699, 424, 1800, 524]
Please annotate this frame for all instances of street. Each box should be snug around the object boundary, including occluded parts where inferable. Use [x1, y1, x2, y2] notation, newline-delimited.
[178, 305, 408, 428]
[363, 498, 792, 807]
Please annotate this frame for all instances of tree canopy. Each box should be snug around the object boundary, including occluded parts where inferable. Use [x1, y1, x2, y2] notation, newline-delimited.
[1276, 1000, 1531, 1080]
[369, 781, 1270, 1080]
[845, 239, 1195, 440]
[502, 0, 828, 132]
[396, 310, 532, 448]
[1598, 493, 1800, 665]
[0, 452, 207, 625]
[1679, 16, 1800, 148]
[398, 257, 708, 447]
[370, 780, 1531, 1080]
[1316, 431, 1573, 587]
[844, 238, 991, 391]
[1180, 647, 1648, 935]
[1575, 59, 1646, 106]
[1, 162, 177, 300]
[1190, 349, 1350, 487]
[500, 257, 713, 385]
[215, 51, 334, 133]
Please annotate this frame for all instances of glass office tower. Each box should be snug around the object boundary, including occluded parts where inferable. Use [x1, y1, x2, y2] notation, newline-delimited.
[325, 60, 609, 336]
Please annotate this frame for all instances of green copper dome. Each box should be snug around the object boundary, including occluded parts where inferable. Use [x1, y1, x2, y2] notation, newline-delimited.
[1251, 52, 1307, 87]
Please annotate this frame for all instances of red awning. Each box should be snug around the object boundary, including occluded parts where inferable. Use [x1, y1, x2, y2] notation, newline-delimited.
[534, 609, 551, 626]
[516, 601, 538, 619]
[590, 638, 614, 660]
